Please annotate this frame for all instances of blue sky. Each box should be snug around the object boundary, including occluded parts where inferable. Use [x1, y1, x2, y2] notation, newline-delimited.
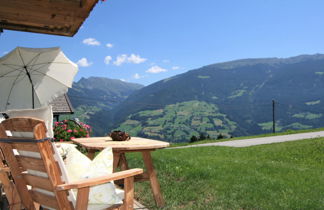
[1, 0, 324, 85]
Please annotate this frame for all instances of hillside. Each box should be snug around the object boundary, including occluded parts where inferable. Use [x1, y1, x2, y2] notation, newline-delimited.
[65, 77, 144, 135]
[112, 54, 324, 142]
[68, 77, 143, 109]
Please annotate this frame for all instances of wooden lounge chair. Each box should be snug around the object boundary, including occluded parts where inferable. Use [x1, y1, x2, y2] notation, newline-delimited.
[0, 117, 143, 210]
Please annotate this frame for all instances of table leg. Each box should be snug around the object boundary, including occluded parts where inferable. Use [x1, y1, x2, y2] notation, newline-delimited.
[86, 149, 96, 160]
[119, 153, 129, 170]
[142, 151, 165, 207]
[113, 152, 129, 171]
[113, 152, 121, 172]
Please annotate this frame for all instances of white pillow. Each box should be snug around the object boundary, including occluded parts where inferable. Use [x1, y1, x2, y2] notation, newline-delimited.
[63, 144, 122, 207]
[0, 116, 5, 123]
[6, 106, 53, 138]
[56, 143, 77, 158]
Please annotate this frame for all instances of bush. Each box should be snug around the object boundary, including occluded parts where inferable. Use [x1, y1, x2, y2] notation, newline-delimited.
[190, 135, 198, 143]
[53, 120, 92, 142]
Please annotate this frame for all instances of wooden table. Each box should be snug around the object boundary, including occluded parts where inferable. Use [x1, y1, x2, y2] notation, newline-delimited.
[72, 136, 170, 207]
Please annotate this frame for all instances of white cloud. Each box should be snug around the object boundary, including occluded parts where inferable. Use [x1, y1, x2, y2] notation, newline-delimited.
[104, 56, 112, 64]
[113, 54, 128, 66]
[128, 54, 147, 64]
[106, 43, 113, 48]
[171, 66, 180, 70]
[120, 78, 126, 82]
[77, 58, 92, 67]
[113, 54, 147, 66]
[133, 73, 142, 79]
[83, 38, 101, 46]
[146, 65, 167, 74]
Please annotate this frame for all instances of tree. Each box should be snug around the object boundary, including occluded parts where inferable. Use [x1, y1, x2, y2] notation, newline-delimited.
[217, 133, 224, 140]
[199, 133, 206, 141]
[190, 135, 198, 143]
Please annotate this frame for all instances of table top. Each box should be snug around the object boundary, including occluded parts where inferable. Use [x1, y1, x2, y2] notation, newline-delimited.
[72, 136, 170, 151]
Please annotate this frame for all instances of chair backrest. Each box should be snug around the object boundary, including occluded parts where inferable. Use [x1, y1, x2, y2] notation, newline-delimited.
[0, 117, 73, 210]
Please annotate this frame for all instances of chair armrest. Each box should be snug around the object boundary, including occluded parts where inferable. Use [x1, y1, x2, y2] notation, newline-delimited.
[0, 166, 10, 173]
[56, 168, 143, 191]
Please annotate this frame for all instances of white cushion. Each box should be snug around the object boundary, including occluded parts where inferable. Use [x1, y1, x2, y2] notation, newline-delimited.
[0, 116, 4, 123]
[51, 143, 76, 205]
[56, 143, 77, 158]
[6, 106, 53, 138]
[60, 144, 123, 208]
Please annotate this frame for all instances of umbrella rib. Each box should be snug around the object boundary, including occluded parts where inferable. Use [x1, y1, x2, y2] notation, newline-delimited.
[29, 63, 51, 74]
[17, 48, 27, 66]
[32, 69, 68, 85]
[26, 51, 42, 66]
[0, 66, 24, 78]
[0, 63, 24, 67]
[4, 70, 25, 110]
[28, 61, 72, 68]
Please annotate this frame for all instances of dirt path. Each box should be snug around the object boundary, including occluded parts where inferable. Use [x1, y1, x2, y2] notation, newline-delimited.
[170, 131, 324, 149]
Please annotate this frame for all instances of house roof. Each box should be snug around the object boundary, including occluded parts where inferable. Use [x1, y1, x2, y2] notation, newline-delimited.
[0, 0, 99, 36]
[50, 94, 74, 115]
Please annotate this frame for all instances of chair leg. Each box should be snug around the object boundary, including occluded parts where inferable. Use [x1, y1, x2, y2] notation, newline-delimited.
[75, 187, 90, 210]
[123, 177, 134, 210]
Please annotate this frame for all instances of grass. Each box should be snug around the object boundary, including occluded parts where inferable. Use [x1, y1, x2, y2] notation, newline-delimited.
[172, 127, 324, 147]
[127, 138, 324, 209]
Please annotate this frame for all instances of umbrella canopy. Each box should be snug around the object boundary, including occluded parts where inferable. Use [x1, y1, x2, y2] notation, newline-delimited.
[0, 47, 78, 112]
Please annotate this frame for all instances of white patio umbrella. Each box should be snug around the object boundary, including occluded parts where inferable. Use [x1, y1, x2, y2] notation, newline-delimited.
[0, 47, 78, 112]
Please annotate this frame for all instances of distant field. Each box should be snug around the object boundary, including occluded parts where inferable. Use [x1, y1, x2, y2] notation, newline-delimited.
[127, 138, 324, 209]
[172, 127, 324, 147]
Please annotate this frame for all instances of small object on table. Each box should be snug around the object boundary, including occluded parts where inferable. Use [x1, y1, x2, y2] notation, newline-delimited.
[109, 130, 131, 141]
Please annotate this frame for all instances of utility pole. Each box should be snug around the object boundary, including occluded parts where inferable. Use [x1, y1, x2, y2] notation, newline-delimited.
[272, 100, 276, 133]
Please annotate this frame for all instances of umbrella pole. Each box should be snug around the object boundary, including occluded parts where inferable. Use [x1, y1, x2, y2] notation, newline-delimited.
[32, 87, 34, 109]
[24, 66, 35, 109]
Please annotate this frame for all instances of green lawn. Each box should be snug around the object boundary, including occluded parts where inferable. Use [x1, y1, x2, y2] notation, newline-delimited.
[127, 138, 324, 209]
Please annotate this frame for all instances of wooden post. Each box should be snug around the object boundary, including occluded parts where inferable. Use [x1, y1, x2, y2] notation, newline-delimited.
[272, 100, 276, 133]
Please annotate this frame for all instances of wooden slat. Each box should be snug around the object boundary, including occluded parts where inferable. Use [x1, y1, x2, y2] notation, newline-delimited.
[24, 174, 53, 192]
[11, 143, 39, 152]
[31, 190, 59, 209]
[0, 163, 23, 210]
[17, 156, 46, 172]
[1, 118, 44, 132]
[0, 143, 35, 209]
[38, 140, 73, 210]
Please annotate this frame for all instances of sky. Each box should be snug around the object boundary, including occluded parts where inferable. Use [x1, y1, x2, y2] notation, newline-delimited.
[1, 0, 324, 86]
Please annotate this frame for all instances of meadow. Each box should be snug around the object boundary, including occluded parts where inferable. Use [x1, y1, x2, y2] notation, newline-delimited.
[128, 138, 324, 209]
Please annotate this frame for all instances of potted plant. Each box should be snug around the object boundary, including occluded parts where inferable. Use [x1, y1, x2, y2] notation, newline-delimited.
[53, 119, 92, 142]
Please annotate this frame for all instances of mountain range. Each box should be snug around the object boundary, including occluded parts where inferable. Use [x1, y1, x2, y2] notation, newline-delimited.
[65, 77, 143, 135]
[67, 54, 324, 142]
